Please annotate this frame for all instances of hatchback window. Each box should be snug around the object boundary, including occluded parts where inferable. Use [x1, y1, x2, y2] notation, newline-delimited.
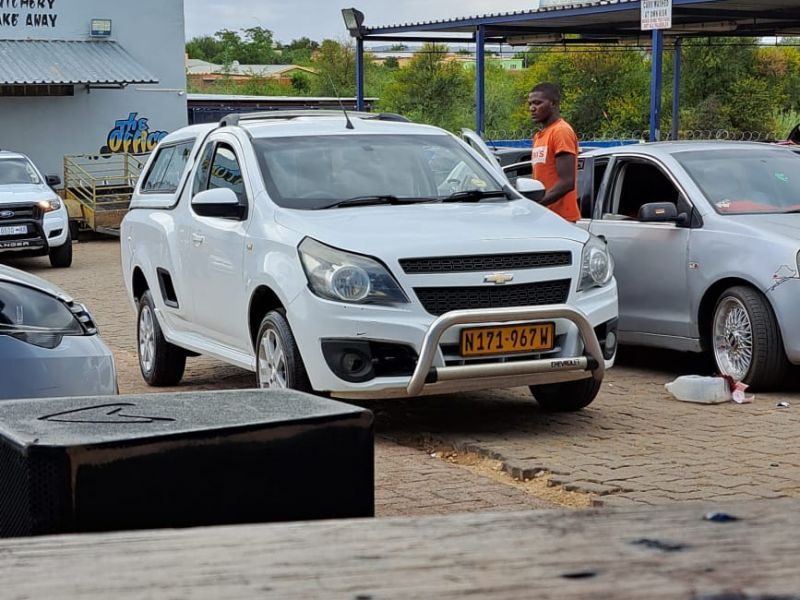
[675, 148, 800, 215]
[253, 134, 504, 210]
[0, 158, 40, 185]
[140, 141, 194, 194]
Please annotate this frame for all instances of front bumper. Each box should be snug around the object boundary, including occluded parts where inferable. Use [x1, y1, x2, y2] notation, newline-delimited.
[289, 282, 617, 398]
[766, 277, 800, 364]
[0, 205, 68, 253]
[0, 334, 117, 400]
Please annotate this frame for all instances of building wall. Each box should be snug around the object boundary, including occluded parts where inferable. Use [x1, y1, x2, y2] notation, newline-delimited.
[0, 0, 187, 177]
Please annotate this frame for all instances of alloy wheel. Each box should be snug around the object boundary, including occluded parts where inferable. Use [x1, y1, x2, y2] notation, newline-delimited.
[138, 304, 156, 374]
[713, 296, 753, 381]
[258, 328, 288, 389]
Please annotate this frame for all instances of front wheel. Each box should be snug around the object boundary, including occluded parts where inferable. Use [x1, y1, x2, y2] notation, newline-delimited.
[529, 377, 602, 412]
[712, 286, 789, 390]
[48, 230, 72, 268]
[256, 310, 312, 392]
[137, 290, 186, 386]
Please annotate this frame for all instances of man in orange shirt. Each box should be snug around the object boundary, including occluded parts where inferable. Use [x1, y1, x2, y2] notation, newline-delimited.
[528, 83, 581, 222]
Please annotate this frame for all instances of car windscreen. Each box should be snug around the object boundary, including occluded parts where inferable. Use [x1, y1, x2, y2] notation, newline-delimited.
[252, 134, 504, 209]
[674, 148, 800, 215]
[0, 158, 41, 185]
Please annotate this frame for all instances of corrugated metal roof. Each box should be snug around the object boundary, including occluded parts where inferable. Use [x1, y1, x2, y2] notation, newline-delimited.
[363, 0, 800, 37]
[0, 40, 158, 85]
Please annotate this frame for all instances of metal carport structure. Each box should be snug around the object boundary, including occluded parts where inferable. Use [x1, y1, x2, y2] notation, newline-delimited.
[343, 0, 800, 140]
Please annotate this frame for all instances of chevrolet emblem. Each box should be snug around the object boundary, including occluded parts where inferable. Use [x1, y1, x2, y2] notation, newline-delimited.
[484, 273, 514, 285]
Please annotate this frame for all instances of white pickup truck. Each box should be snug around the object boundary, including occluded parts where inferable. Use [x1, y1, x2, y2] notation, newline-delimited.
[121, 111, 618, 411]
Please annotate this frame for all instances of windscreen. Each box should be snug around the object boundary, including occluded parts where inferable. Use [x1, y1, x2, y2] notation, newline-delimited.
[0, 158, 41, 185]
[253, 134, 504, 209]
[675, 148, 800, 215]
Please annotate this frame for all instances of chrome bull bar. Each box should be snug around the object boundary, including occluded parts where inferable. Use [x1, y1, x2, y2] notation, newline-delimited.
[405, 304, 605, 397]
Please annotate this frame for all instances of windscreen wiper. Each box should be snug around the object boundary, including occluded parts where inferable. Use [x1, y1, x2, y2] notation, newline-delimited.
[441, 190, 509, 203]
[324, 195, 436, 209]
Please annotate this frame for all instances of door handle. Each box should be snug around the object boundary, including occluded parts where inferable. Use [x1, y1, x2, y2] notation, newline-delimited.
[191, 232, 205, 246]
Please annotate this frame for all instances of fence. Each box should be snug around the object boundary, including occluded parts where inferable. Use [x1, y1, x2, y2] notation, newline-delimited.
[486, 129, 784, 148]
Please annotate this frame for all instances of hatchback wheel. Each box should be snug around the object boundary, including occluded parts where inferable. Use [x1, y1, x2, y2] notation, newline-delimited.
[137, 290, 186, 386]
[712, 286, 788, 390]
[256, 310, 311, 392]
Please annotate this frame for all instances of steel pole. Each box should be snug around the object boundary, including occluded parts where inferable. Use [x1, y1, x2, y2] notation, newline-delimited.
[356, 37, 365, 111]
[649, 29, 664, 142]
[671, 37, 683, 141]
[476, 25, 485, 136]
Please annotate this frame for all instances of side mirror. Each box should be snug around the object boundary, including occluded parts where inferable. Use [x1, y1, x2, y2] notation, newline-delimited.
[515, 177, 545, 203]
[45, 174, 61, 188]
[191, 188, 244, 219]
[638, 202, 690, 226]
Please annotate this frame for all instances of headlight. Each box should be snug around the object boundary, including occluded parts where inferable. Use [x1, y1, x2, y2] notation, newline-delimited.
[299, 238, 409, 305]
[0, 282, 84, 348]
[578, 235, 614, 291]
[37, 199, 62, 213]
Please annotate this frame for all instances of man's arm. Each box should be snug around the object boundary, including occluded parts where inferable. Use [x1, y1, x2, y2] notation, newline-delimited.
[539, 152, 576, 207]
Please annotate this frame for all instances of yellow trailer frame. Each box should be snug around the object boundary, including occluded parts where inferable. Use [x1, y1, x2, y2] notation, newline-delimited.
[63, 153, 147, 237]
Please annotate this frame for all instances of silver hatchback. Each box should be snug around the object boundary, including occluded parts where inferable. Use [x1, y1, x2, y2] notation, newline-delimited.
[0, 264, 117, 399]
[504, 141, 800, 390]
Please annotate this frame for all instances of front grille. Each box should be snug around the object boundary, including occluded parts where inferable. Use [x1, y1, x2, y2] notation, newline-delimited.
[0, 203, 42, 221]
[414, 279, 571, 316]
[400, 251, 572, 274]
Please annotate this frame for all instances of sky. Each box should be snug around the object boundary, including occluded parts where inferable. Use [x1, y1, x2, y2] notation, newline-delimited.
[183, 1, 542, 43]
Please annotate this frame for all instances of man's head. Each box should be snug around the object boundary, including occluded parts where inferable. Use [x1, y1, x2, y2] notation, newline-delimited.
[528, 83, 561, 125]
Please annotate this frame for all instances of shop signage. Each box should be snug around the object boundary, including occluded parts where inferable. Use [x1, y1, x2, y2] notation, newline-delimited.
[642, 0, 672, 31]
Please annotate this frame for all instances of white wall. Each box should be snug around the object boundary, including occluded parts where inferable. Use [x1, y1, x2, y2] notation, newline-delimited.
[0, 0, 187, 177]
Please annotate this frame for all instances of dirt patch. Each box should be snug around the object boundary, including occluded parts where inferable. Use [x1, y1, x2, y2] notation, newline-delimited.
[432, 447, 595, 509]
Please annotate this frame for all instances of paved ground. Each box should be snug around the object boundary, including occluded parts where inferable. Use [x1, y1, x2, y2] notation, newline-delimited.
[7, 237, 800, 514]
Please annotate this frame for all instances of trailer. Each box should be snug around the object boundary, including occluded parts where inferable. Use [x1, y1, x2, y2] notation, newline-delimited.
[63, 153, 147, 237]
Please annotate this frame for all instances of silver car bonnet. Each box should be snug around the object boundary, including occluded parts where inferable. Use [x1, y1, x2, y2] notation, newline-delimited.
[718, 213, 800, 247]
[0, 264, 73, 303]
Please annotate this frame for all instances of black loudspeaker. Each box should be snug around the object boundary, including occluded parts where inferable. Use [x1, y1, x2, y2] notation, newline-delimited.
[0, 390, 374, 537]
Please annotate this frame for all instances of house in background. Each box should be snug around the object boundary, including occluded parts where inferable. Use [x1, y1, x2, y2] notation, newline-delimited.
[186, 58, 316, 90]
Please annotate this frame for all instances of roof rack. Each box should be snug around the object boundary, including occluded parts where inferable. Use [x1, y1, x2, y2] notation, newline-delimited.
[219, 110, 409, 127]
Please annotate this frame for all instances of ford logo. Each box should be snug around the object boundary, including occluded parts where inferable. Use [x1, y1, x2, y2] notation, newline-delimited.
[0, 210, 14, 219]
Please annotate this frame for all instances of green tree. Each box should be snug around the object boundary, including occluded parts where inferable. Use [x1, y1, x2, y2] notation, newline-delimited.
[185, 35, 222, 61]
[310, 39, 357, 96]
[378, 43, 472, 131]
[280, 37, 320, 65]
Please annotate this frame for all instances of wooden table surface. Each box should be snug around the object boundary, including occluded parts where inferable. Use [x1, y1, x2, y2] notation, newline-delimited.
[2, 500, 799, 599]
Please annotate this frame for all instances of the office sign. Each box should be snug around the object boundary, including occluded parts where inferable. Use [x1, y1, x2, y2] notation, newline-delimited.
[641, 0, 672, 30]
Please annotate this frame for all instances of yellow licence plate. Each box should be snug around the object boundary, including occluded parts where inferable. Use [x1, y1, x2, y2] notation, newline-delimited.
[460, 322, 556, 357]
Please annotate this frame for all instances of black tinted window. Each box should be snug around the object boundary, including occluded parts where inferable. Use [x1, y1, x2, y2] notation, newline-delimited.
[208, 144, 246, 204]
[192, 142, 215, 197]
[140, 141, 194, 194]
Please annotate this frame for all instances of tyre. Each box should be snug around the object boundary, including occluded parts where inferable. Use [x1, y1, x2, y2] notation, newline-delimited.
[48, 229, 72, 268]
[529, 377, 602, 412]
[712, 285, 789, 390]
[137, 289, 186, 386]
[68, 220, 80, 243]
[256, 310, 312, 392]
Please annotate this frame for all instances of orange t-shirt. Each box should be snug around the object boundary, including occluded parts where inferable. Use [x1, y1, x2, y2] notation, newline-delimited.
[532, 118, 580, 222]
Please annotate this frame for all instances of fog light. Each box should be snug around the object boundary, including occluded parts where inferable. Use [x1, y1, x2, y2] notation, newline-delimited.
[341, 351, 371, 378]
[606, 331, 617, 352]
[321, 340, 376, 383]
